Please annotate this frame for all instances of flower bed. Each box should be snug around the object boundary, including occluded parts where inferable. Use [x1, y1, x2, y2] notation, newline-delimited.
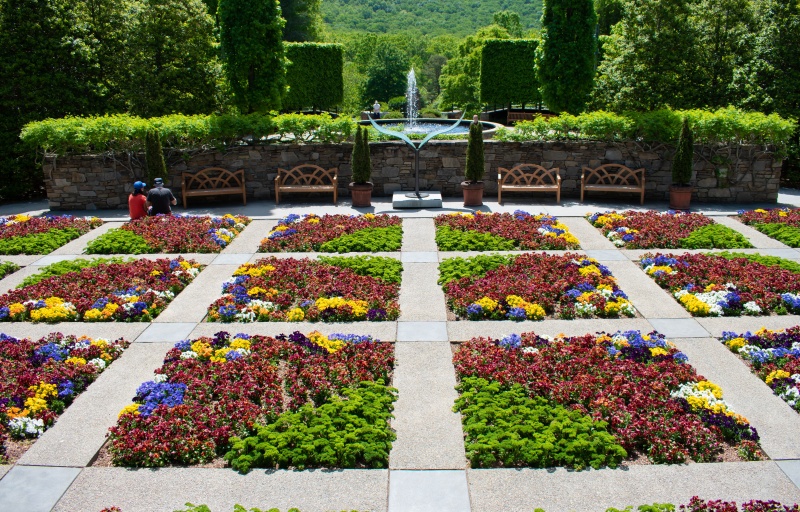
[0, 333, 129, 461]
[440, 253, 635, 320]
[721, 327, 800, 413]
[587, 210, 752, 249]
[207, 256, 401, 322]
[434, 211, 580, 250]
[86, 214, 250, 254]
[641, 253, 800, 316]
[453, 330, 761, 468]
[0, 261, 20, 280]
[0, 214, 102, 254]
[259, 213, 402, 252]
[738, 207, 800, 247]
[108, 330, 395, 471]
[0, 257, 203, 322]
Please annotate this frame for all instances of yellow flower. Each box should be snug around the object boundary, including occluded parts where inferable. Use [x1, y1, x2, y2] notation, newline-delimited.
[211, 347, 232, 363]
[697, 380, 723, 399]
[476, 296, 498, 312]
[316, 297, 347, 311]
[191, 340, 212, 358]
[363, 213, 376, 219]
[725, 337, 746, 351]
[14, 214, 31, 222]
[118, 403, 141, 417]
[579, 265, 601, 276]
[83, 309, 104, 321]
[230, 337, 251, 350]
[150, 270, 162, 276]
[247, 286, 267, 296]
[308, 330, 345, 353]
[645, 265, 674, 276]
[766, 369, 791, 385]
[649, 347, 668, 357]
[523, 303, 545, 320]
[287, 308, 305, 321]
[307, 217, 320, 224]
[24, 397, 48, 414]
[65, 357, 87, 366]
[679, 294, 711, 315]
[234, 264, 275, 276]
[9, 303, 26, 316]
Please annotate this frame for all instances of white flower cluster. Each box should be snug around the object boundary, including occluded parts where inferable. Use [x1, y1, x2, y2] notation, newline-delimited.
[575, 302, 597, 317]
[153, 374, 168, 382]
[180, 351, 198, 359]
[8, 417, 44, 438]
[670, 382, 738, 414]
[88, 358, 106, 370]
[779, 378, 800, 407]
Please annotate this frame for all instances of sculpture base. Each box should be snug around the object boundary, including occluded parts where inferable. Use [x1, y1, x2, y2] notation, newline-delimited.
[392, 191, 443, 209]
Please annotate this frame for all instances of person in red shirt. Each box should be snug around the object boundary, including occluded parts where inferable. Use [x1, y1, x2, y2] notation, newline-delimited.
[128, 181, 148, 220]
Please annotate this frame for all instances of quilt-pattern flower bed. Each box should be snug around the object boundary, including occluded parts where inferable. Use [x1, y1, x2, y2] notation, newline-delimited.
[722, 327, 800, 413]
[259, 213, 402, 252]
[0, 257, 203, 322]
[0, 333, 129, 461]
[453, 330, 761, 468]
[738, 207, 800, 247]
[641, 253, 800, 316]
[434, 211, 580, 250]
[587, 210, 752, 249]
[440, 253, 635, 320]
[108, 330, 395, 471]
[208, 256, 401, 322]
[86, 214, 251, 254]
[0, 214, 102, 254]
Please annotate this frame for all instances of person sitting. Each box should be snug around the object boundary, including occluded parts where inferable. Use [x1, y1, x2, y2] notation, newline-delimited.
[128, 181, 148, 220]
[146, 177, 177, 215]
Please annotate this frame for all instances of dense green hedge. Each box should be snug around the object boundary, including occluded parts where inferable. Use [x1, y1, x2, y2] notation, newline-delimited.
[284, 43, 344, 111]
[480, 39, 540, 107]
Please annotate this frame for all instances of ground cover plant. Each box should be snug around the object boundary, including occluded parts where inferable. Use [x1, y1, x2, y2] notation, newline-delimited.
[207, 256, 400, 322]
[86, 214, 251, 254]
[721, 327, 800, 413]
[0, 261, 20, 280]
[434, 211, 580, 251]
[107, 331, 395, 471]
[0, 214, 103, 255]
[453, 330, 761, 468]
[587, 211, 753, 249]
[259, 213, 402, 252]
[440, 253, 636, 320]
[738, 208, 800, 247]
[0, 257, 203, 322]
[640, 253, 800, 316]
[0, 333, 129, 461]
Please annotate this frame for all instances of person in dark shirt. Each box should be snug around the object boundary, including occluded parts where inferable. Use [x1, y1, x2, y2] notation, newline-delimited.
[146, 177, 177, 215]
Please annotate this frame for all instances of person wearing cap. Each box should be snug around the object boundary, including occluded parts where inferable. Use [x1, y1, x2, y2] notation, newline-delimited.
[146, 177, 177, 215]
[128, 181, 148, 220]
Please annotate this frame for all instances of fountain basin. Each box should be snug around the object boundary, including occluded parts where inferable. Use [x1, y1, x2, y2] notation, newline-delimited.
[359, 118, 503, 139]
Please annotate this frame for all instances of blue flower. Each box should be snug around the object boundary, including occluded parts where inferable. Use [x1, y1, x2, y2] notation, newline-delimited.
[466, 304, 483, 316]
[57, 381, 75, 398]
[672, 352, 688, 364]
[506, 308, 526, 321]
[498, 333, 522, 349]
[135, 381, 187, 417]
[174, 339, 191, 351]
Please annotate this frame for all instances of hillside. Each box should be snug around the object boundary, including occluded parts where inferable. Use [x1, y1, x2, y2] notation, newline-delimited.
[321, 0, 544, 36]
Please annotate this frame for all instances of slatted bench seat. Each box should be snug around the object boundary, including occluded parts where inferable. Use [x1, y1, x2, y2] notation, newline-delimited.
[498, 164, 562, 205]
[181, 167, 246, 208]
[275, 164, 338, 205]
[581, 164, 646, 205]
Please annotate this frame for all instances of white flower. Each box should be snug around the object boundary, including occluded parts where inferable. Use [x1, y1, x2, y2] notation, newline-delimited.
[743, 301, 762, 314]
[153, 373, 168, 382]
[235, 310, 256, 322]
[521, 347, 539, 354]
[88, 358, 106, 370]
[8, 417, 45, 438]
[180, 350, 198, 359]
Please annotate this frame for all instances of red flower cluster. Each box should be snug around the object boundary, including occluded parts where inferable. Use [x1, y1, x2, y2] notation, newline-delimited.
[107, 331, 393, 466]
[435, 211, 580, 249]
[121, 214, 250, 253]
[587, 210, 713, 248]
[739, 208, 800, 227]
[0, 215, 102, 239]
[680, 496, 799, 511]
[259, 213, 401, 252]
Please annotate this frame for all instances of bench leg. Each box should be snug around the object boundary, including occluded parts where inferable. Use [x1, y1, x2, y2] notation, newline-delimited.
[640, 189, 644, 205]
[498, 187, 502, 206]
[242, 189, 247, 206]
[580, 185, 585, 203]
[183, 195, 187, 209]
[333, 187, 337, 204]
[556, 188, 560, 204]
[275, 187, 280, 205]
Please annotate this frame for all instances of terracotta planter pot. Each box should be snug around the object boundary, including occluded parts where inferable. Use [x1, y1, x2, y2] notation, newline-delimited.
[669, 185, 693, 210]
[349, 182, 373, 207]
[461, 181, 485, 207]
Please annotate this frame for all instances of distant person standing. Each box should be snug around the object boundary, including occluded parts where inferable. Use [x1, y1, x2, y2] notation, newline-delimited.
[128, 181, 148, 220]
[373, 100, 381, 119]
[146, 177, 177, 215]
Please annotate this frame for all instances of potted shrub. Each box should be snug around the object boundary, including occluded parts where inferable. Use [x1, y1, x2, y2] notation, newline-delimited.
[670, 117, 694, 210]
[462, 115, 485, 207]
[349, 125, 373, 207]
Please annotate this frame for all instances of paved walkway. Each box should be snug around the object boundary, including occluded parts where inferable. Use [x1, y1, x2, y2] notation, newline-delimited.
[2, 194, 800, 511]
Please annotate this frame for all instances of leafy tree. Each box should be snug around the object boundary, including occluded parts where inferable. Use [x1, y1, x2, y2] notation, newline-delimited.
[480, 39, 540, 108]
[280, 0, 321, 42]
[219, 0, 287, 113]
[363, 41, 410, 107]
[538, 0, 597, 114]
[595, 0, 623, 35]
[493, 10, 524, 37]
[422, 55, 448, 98]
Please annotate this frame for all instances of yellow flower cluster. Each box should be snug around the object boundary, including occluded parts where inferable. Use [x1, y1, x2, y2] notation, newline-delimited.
[696, 380, 723, 399]
[13, 214, 31, 223]
[211, 347, 233, 363]
[725, 337, 747, 351]
[287, 307, 305, 321]
[766, 369, 791, 385]
[678, 294, 711, 315]
[118, 403, 141, 417]
[308, 330, 345, 353]
[229, 337, 251, 351]
[506, 295, 545, 320]
[649, 347, 669, 357]
[29, 298, 78, 322]
[24, 382, 57, 414]
[363, 213, 376, 219]
[191, 340, 213, 358]
[84, 302, 120, 321]
[645, 265, 674, 276]
[578, 264, 602, 277]
[306, 215, 321, 224]
[591, 212, 626, 227]
[150, 270, 162, 276]
[234, 263, 275, 276]
[65, 357, 87, 365]
[314, 297, 369, 318]
[9, 302, 25, 316]
[476, 296, 499, 312]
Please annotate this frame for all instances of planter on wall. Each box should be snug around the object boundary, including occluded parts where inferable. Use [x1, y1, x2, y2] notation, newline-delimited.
[669, 185, 693, 210]
[461, 181, 485, 207]
[349, 182, 373, 207]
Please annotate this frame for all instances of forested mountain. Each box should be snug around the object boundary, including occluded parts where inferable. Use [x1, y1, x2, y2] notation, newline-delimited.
[321, 0, 544, 36]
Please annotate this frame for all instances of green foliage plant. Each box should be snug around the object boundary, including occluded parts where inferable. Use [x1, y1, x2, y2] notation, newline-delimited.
[0, 228, 83, 255]
[454, 377, 627, 469]
[672, 117, 694, 186]
[437, 254, 515, 286]
[0, 261, 20, 280]
[435, 225, 516, 251]
[85, 229, 155, 254]
[19, 257, 129, 288]
[318, 226, 402, 253]
[317, 255, 403, 284]
[145, 130, 167, 184]
[750, 223, 800, 248]
[224, 380, 397, 473]
[363, 42, 410, 106]
[350, 125, 371, 184]
[280, 0, 322, 42]
[480, 39, 540, 108]
[464, 120, 485, 183]
[678, 224, 753, 249]
[717, 251, 800, 274]
[284, 43, 344, 111]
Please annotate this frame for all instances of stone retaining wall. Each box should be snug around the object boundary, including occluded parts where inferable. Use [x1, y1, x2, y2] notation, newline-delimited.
[43, 141, 781, 209]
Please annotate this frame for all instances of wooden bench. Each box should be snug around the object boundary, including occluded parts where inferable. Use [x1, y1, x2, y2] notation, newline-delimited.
[506, 112, 556, 125]
[497, 164, 562, 204]
[275, 164, 338, 205]
[181, 167, 246, 209]
[581, 164, 645, 205]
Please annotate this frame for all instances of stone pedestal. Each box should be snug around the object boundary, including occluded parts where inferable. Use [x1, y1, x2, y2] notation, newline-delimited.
[392, 191, 443, 209]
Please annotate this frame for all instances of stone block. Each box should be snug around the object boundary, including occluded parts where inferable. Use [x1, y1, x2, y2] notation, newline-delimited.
[696, 178, 716, 188]
[281, 152, 299, 163]
[543, 150, 568, 160]
[248, 151, 261, 160]
[383, 167, 400, 178]
[63, 186, 78, 194]
[604, 149, 623, 161]
[54, 178, 69, 187]
[708, 188, 731, 198]
[441, 157, 460, 168]
[79, 191, 97, 197]
[106, 197, 121, 206]
[384, 183, 402, 194]
[387, 157, 404, 165]
[70, 172, 87, 183]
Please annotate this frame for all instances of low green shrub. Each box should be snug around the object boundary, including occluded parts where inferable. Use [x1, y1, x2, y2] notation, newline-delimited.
[437, 254, 515, 286]
[19, 257, 129, 288]
[435, 225, 516, 251]
[419, 108, 442, 118]
[717, 251, 800, 274]
[85, 228, 155, 254]
[751, 223, 800, 247]
[381, 111, 404, 120]
[319, 226, 402, 253]
[224, 381, 397, 473]
[454, 377, 627, 469]
[678, 224, 753, 249]
[0, 261, 20, 279]
[317, 255, 402, 283]
[0, 228, 83, 255]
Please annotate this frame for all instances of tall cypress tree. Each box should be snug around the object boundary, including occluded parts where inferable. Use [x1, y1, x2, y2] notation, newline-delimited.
[464, 120, 485, 183]
[672, 118, 694, 186]
[538, 0, 597, 114]
[145, 131, 167, 183]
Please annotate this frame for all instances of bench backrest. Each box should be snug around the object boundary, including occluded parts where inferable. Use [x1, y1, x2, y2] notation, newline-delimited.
[183, 168, 244, 190]
[277, 165, 337, 186]
[582, 164, 644, 187]
[498, 164, 560, 187]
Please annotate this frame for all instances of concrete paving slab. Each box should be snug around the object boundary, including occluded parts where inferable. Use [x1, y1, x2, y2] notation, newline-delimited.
[389, 470, 470, 512]
[603, 259, 691, 318]
[584, 249, 629, 261]
[401, 251, 438, 263]
[155, 264, 240, 323]
[402, 218, 437, 252]
[19, 342, 172, 467]
[0, 465, 81, 512]
[390, 342, 466, 470]
[189, 321, 398, 341]
[715, 215, 792, 249]
[0, 262, 47, 291]
[777, 460, 800, 489]
[648, 318, 710, 338]
[669, 337, 800, 460]
[697, 315, 800, 337]
[399, 263, 447, 321]
[447, 318, 655, 341]
[0, 465, 10, 481]
[136, 322, 196, 342]
[397, 321, 448, 342]
[467, 462, 800, 512]
[0, 254, 41, 267]
[559, 216, 617, 250]
[50, 221, 120, 255]
[0, 323, 148, 342]
[53, 467, 388, 512]
[222, 219, 274, 253]
[30, 254, 86, 266]
[211, 253, 253, 265]
[623, 247, 800, 261]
